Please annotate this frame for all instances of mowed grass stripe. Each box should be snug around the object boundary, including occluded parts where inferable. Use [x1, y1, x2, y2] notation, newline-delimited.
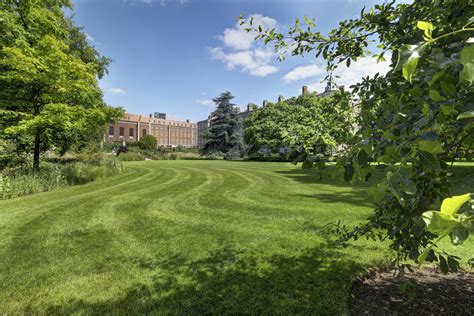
[0, 160, 472, 314]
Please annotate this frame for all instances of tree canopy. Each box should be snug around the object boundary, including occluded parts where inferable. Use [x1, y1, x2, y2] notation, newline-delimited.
[240, 0, 474, 274]
[245, 90, 355, 163]
[0, 0, 123, 171]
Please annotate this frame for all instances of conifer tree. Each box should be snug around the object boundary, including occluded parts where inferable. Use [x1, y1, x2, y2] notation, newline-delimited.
[203, 92, 244, 158]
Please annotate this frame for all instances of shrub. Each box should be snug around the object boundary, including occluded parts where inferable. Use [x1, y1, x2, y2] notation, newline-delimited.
[0, 158, 122, 200]
[206, 151, 224, 160]
[118, 152, 145, 161]
[138, 135, 157, 150]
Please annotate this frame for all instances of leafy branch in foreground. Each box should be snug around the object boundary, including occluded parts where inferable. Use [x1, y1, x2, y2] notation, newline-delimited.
[418, 193, 473, 273]
[240, 0, 473, 274]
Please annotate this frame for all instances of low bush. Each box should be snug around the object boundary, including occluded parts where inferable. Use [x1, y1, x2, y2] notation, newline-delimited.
[166, 152, 202, 160]
[0, 158, 122, 200]
[138, 135, 157, 150]
[206, 151, 224, 160]
[117, 152, 145, 161]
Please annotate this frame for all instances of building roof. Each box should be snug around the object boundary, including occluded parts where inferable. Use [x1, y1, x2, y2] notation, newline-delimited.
[121, 113, 197, 127]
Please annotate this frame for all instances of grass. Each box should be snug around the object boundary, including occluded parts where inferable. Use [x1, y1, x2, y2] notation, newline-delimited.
[0, 160, 472, 314]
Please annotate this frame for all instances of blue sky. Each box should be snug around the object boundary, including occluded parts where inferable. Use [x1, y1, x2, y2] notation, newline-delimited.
[71, 0, 393, 122]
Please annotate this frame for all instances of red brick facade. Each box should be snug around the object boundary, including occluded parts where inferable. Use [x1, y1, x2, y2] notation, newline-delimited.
[106, 113, 198, 147]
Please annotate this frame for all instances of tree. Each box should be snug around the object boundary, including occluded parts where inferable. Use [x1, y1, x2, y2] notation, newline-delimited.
[203, 92, 244, 159]
[245, 91, 355, 165]
[240, 0, 473, 274]
[138, 135, 157, 151]
[0, 0, 123, 172]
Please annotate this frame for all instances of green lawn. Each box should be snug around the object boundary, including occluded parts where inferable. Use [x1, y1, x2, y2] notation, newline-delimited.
[0, 160, 472, 314]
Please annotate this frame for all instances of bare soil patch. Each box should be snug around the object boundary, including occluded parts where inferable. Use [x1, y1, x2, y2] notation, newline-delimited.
[350, 268, 474, 315]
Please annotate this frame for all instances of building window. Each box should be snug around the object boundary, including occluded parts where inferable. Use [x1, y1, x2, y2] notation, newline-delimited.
[143, 129, 147, 136]
[119, 127, 124, 136]
[108, 126, 114, 135]
[129, 128, 134, 137]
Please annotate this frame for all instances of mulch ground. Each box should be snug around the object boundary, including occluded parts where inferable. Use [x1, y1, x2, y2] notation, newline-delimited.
[350, 268, 474, 315]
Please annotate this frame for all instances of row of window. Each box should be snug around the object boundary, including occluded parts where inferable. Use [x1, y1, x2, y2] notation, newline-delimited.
[109, 126, 146, 137]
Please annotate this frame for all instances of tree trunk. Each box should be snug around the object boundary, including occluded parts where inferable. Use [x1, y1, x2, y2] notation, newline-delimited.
[33, 128, 41, 173]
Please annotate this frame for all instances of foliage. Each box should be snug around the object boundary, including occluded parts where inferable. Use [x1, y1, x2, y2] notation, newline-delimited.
[1, 158, 122, 200]
[418, 193, 473, 272]
[0, 0, 123, 171]
[240, 0, 474, 273]
[118, 152, 145, 161]
[138, 135, 157, 150]
[244, 91, 355, 163]
[202, 92, 244, 158]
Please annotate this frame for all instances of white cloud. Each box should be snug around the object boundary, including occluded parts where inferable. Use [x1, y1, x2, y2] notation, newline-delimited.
[283, 64, 326, 83]
[105, 88, 126, 95]
[210, 47, 278, 77]
[195, 99, 215, 107]
[85, 32, 96, 43]
[303, 56, 391, 93]
[210, 14, 279, 77]
[218, 14, 276, 51]
[249, 65, 279, 77]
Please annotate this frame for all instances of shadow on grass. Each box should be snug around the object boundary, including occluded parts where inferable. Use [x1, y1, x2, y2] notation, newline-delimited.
[278, 164, 474, 209]
[294, 191, 372, 208]
[273, 166, 366, 187]
[46, 243, 365, 315]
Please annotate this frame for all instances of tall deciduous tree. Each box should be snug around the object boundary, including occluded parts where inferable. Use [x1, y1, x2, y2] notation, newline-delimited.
[245, 91, 355, 163]
[203, 92, 244, 158]
[0, 0, 123, 171]
[241, 0, 474, 274]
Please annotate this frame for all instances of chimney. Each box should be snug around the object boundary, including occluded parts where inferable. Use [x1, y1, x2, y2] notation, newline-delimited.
[247, 103, 254, 112]
[339, 85, 345, 92]
[278, 95, 285, 102]
[235, 107, 241, 113]
[263, 100, 269, 107]
[302, 86, 309, 95]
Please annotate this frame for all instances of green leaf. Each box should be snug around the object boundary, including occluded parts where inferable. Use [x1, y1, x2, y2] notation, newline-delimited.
[418, 151, 440, 170]
[440, 81, 457, 97]
[440, 193, 471, 216]
[429, 89, 446, 101]
[417, 21, 434, 39]
[395, 43, 426, 82]
[439, 255, 449, 274]
[450, 226, 469, 245]
[460, 44, 474, 84]
[422, 211, 459, 235]
[457, 111, 474, 120]
[447, 256, 459, 273]
[367, 183, 386, 204]
[418, 139, 443, 154]
[418, 246, 434, 264]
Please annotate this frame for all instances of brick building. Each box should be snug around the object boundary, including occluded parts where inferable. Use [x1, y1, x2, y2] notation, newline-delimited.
[106, 112, 198, 147]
